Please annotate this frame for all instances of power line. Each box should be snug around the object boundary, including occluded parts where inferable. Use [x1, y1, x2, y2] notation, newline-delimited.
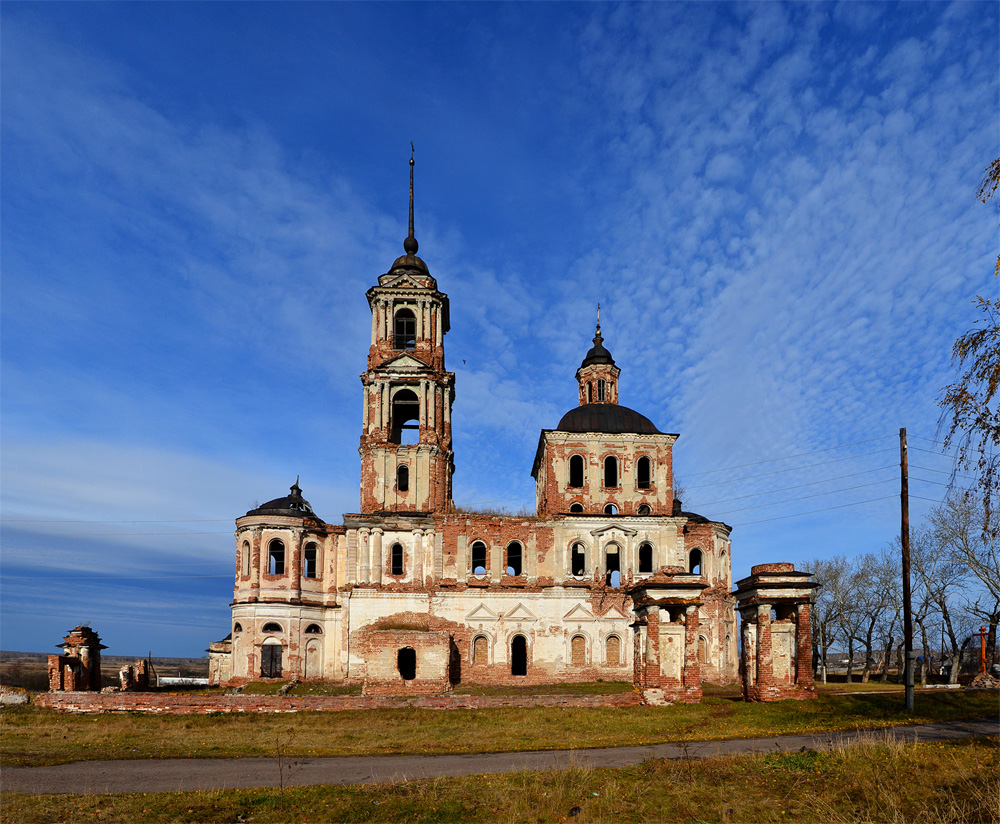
[683, 434, 896, 478]
[0, 518, 232, 524]
[685, 448, 897, 491]
[732, 495, 898, 527]
[0, 530, 233, 538]
[1, 574, 234, 580]
[709, 477, 897, 516]
[685, 464, 896, 508]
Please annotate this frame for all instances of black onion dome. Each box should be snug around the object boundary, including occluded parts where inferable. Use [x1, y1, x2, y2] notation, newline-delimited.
[389, 253, 429, 275]
[246, 479, 321, 520]
[556, 403, 661, 434]
[580, 328, 615, 367]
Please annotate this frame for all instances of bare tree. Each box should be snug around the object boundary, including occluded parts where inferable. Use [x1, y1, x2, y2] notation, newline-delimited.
[807, 556, 850, 683]
[938, 158, 999, 539]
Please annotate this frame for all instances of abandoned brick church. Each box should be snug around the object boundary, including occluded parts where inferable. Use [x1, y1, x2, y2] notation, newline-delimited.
[208, 160, 815, 704]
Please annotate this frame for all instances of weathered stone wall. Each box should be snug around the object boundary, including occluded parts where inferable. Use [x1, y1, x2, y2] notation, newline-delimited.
[35, 691, 642, 714]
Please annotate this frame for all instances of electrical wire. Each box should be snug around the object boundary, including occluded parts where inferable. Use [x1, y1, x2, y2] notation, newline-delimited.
[707, 477, 897, 516]
[684, 448, 897, 490]
[731, 494, 898, 526]
[682, 434, 896, 477]
[685, 465, 897, 508]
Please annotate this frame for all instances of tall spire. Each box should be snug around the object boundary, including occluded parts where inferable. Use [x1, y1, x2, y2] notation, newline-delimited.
[403, 142, 418, 255]
[596, 302, 601, 335]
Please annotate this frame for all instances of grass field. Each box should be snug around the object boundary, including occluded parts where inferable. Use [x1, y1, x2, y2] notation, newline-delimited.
[2, 734, 996, 823]
[2, 689, 996, 768]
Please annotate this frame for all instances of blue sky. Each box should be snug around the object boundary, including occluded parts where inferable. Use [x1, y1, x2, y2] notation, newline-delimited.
[2, 2, 997, 657]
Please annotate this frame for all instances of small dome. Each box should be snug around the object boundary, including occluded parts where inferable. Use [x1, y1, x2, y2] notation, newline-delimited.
[246, 479, 322, 520]
[580, 327, 615, 367]
[389, 253, 429, 275]
[556, 403, 660, 434]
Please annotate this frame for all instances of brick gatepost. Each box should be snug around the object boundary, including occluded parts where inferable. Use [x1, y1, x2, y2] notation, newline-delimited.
[734, 563, 818, 702]
[48, 626, 107, 692]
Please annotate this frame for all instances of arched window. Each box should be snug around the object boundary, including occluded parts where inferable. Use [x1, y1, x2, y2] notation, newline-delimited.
[569, 455, 584, 488]
[604, 503, 618, 515]
[393, 308, 416, 350]
[471, 541, 488, 575]
[233, 622, 243, 633]
[390, 389, 420, 445]
[605, 544, 621, 587]
[637, 457, 651, 489]
[689, 548, 702, 575]
[698, 635, 709, 665]
[637, 504, 651, 516]
[268, 540, 285, 576]
[571, 542, 586, 576]
[472, 635, 488, 666]
[391, 543, 404, 575]
[304, 624, 322, 635]
[506, 542, 523, 577]
[397, 464, 409, 492]
[241, 541, 251, 576]
[571, 635, 587, 667]
[587, 382, 593, 403]
[569, 503, 584, 513]
[604, 456, 618, 488]
[397, 647, 416, 680]
[606, 635, 621, 666]
[262, 622, 282, 633]
[638, 542, 653, 573]
[304, 543, 319, 579]
[511, 635, 528, 676]
[597, 379, 606, 401]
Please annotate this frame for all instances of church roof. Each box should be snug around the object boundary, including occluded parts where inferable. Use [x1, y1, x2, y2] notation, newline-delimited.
[556, 403, 661, 434]
[579, 327, 615, 367]
[245, 479, 323, 521]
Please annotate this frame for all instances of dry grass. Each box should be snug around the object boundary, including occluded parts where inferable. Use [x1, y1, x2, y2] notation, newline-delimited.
[1, 690, 996, 768]
[2, 735, 996, 823]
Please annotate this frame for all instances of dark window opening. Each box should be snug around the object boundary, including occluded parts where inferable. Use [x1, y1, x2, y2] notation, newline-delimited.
[571, 543, 586, 576]
[511, 635, 527, 676]
[689, 548, 703, 575]
[262, 622, 282, 633]
[604, 503, 618, 515]
[637, 504, 651, 516]
[569, 455, 584, 488]
[569, 503, 584, 513]
[605, 547, 621, 588]
[233, 623, 243, 633]
[391, 543, 404, 575]
[637, 457, 651, 489]
[304, 543, 318, 579]
[604, 456, 618, 488]
[597, 379, 606, 401]
[241, 541, 251, 576]
[304, 624, 322, 635]
[268, 540, 285, 576]
[390, 389, 420, 445]
[260, 644, 282, 678]
[393, 309, 416, 350]
[506, 542, 523, 576]
[397, 647, 416, 680]
[587, 382, 593, 403]
[638, 543, 653, 573]
[471, 541, 488, 575]
[397, 464, 409, 492]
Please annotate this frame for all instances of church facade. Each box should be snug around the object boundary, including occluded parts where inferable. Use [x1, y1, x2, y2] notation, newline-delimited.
[210, 164, 740, 702]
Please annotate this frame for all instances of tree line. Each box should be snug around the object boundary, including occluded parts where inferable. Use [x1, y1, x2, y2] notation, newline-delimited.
[807, 492, 999, 684]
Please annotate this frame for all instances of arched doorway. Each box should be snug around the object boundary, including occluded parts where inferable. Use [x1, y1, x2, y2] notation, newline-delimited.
[398, 647, 416, 680]
[260, 639, 282, 678]
[305, 639, 322, 679]
[511, 635, 527, 676]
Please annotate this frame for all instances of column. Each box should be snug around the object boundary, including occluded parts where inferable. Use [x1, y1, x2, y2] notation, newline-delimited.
[795, 603, 814, 687]
[756, 603, 773, 697]
[412, 529, 424, 583]
[359, 528, 371, 583]
[371, 528, 383, 586]
[290, 531, 302, 602]
[250, 527, 263, 602]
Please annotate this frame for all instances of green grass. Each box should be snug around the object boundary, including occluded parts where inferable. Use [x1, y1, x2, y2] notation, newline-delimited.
[451, 680, 634, 696]
[2, 736, 996, 823]
[1, 690, 996, 768]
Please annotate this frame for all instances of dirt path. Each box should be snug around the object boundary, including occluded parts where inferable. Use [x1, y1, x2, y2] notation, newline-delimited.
[3, 719, 996, 795]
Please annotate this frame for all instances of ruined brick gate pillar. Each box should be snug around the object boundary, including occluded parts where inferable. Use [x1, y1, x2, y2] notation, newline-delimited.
[735, 563, 817, 702]
[47, 626, 107, 692]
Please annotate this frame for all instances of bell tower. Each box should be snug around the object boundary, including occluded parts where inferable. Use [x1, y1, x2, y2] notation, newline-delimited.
[358, 152, 455, 513]
[576, 313, 621, 406]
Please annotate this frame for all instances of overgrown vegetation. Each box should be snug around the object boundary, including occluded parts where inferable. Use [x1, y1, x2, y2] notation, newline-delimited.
[2, 690, 995, 768]
[3, 735, 996, 823]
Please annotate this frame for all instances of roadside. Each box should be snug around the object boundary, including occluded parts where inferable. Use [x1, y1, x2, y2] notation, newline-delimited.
[2, 718, 996, 795]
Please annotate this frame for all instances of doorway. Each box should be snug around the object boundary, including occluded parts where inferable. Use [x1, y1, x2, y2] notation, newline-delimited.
[260, 643, 282, 678]
[511, 635, 527, 676]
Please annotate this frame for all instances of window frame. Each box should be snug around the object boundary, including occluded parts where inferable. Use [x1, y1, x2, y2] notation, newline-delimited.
[393, 308, 417, 351]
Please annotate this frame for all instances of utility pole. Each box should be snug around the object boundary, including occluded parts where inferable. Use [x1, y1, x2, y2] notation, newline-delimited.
[900, 427, 915, 710]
